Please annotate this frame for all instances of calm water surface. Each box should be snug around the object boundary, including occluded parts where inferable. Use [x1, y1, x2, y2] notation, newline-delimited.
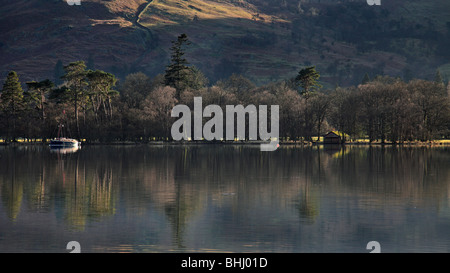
[0, 144, 449, 253]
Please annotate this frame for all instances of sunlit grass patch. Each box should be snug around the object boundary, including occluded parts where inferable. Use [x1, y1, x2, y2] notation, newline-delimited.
[140, 0, 284, 28]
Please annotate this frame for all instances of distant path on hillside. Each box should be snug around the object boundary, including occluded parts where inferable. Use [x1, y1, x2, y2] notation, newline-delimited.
[131, 0, 159, 70]
[135, 0, 153, 28]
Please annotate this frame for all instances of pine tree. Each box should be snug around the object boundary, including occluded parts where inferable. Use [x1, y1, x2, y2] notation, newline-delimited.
[1, 71, 24, 141]
[434, 69, 444, 85]
[86, 69, 118, 122]
[25, 79, 54, 121]
[361, 73, 370, 84]
[295, 66, 322, 98]
[61, 61, 89, 138]
[164, 33, 191, 99]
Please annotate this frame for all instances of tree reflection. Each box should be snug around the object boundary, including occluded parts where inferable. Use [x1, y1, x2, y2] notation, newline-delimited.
[0, 146, 118, 230]
[61, 149, 118, 230]
[1, 148, 24, 221]
[296, 188, 320, 223]
[0, 145, 449, 252]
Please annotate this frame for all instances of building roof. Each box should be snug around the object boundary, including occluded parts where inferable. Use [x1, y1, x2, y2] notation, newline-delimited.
[323, 131, 341, 138]
[323, 131, 350, 138]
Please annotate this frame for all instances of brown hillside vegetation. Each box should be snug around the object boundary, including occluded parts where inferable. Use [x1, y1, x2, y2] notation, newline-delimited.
[0, 0, 449, 86]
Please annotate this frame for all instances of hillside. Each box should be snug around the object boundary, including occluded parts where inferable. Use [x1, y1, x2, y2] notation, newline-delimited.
[0, 0, 151, 82]
[0, 0, 449, 87]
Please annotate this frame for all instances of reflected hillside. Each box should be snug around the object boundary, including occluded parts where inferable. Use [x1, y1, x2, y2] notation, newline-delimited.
[0, 145, 449, 251]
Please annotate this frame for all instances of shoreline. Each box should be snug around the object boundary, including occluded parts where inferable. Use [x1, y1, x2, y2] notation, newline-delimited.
[2, 140, 450, 147]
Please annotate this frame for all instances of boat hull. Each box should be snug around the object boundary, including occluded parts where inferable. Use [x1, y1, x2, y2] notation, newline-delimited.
[49, 138, 79, 148]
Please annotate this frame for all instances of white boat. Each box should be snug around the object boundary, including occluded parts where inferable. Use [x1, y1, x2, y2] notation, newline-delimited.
[49, 137, 80, 148]
[49, 117, 80, 148]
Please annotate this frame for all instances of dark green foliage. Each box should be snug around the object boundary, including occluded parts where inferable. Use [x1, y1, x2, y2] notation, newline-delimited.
[1, 71, 24, 113]
[434, 69, 444, 85]
[361, 73, 370, 84]
[295, 66, 322, 97]
[25, 79, 54, 122]
[1, 57, 449, 144]
[86, 69, 118, 123]
[164, 33, 191, 98]
[1, 71, 25, 141]
[184, 66, 209, 91]
[61, 61, 89, 138]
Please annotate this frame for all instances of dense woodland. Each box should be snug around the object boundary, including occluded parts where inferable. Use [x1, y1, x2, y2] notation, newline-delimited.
[1, 34, 449, 144]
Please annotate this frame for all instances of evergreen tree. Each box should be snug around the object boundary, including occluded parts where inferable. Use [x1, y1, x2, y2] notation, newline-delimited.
[164, 33, 191, 99]
[25, 79, 54, 121]
[434, 69, 444, 85]
[86, 69, 118, 122]
[361, 73, 370, 84]
[61, 61, 89, 138]
[184, 66, 209, 91]
[24, 79, 54, 139]
[294, 66, 322, 98]
[1, 71, 24, 141]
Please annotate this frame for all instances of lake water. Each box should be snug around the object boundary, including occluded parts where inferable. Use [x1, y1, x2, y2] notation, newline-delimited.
[0, 144, 449, 253]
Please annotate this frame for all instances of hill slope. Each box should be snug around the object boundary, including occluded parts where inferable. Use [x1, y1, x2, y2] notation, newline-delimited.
[0, 0, 449, 87]
[0, 0, 150, 82]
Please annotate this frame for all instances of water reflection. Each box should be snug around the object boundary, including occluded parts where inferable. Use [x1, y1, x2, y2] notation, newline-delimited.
[0, 145, 449, 252]
[49, 146, 81, 154]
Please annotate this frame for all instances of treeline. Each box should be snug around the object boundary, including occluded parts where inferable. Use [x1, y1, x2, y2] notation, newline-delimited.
[0, 34, 449, 144]
[1, 66, 449, 144]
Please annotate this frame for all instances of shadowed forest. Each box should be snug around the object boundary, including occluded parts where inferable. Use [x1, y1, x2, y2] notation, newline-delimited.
[1, 34, 449, 144]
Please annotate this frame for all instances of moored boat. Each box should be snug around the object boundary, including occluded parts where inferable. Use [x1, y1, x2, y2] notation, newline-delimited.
[49, 111, 80, 148]
[49, 137, 80, 148]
